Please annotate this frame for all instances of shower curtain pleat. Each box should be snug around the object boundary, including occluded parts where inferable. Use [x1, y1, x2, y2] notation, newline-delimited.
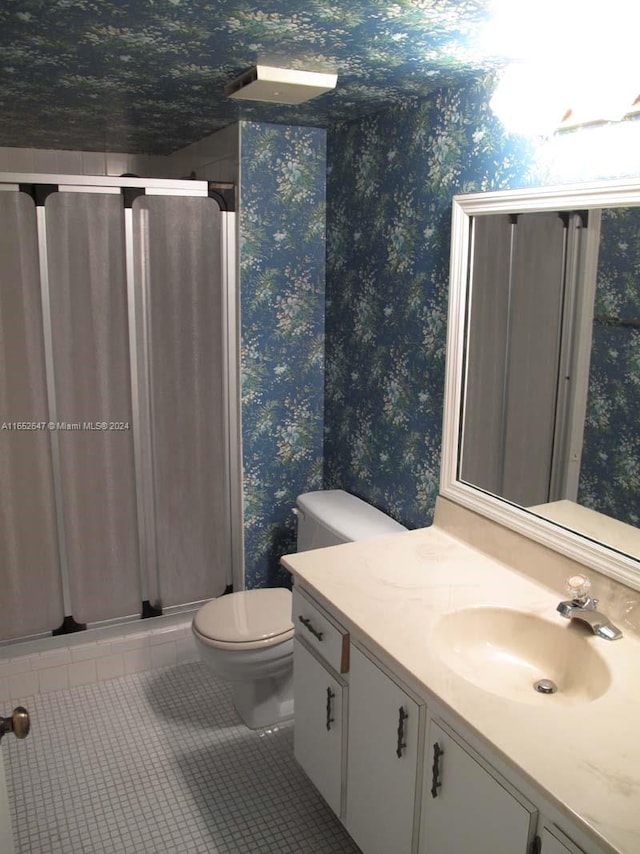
[45, 193, 141, 624]
[0, 193, 65, 639]
[133, 196, 229, 607]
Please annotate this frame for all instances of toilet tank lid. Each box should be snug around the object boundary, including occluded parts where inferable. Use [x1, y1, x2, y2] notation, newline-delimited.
[296, 489, 407, 542]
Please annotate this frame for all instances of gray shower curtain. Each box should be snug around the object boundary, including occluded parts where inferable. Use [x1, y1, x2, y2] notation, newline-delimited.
[0, 183, 231, 641]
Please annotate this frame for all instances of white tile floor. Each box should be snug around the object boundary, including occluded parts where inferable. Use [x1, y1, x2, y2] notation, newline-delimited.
[4, 661, 361, 853]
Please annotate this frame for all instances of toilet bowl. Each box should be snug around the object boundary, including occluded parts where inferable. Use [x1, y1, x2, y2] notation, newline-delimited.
[192, 489, 406, 729]
[192, 587, 294, 729]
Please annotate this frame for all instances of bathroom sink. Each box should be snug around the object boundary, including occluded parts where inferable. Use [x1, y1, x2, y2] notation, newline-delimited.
[434, 607, 611, 705]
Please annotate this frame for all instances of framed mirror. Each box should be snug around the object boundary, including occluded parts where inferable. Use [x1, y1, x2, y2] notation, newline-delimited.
[440, 180, 640, 591]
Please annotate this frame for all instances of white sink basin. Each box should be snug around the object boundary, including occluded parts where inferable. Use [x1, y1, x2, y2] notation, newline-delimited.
[434, 606, 611, 705]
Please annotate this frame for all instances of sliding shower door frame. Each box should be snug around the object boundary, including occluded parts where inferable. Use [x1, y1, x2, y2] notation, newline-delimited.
[220, 209, 245, 593]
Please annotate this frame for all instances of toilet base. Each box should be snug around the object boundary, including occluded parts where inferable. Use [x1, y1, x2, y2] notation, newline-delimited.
[231, 669, 294, 730]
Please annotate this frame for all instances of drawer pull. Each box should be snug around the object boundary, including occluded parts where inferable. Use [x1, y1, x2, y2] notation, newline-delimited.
[326, 687, 335, 730]
[396, 706, 408, 758]
[431, 742, 443, 798]
[298, 615, 324, 641]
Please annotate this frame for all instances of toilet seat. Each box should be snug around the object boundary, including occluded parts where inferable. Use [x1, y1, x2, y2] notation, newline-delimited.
[193, 588, 294, 651]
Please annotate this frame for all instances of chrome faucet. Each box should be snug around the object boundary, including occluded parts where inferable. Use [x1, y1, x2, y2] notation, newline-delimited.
[557, 575, 623, 640]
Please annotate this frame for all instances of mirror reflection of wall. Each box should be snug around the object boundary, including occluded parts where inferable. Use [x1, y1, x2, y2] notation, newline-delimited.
[579, 207, 640, 529]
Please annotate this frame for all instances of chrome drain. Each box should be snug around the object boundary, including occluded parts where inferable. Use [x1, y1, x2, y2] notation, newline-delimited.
[534, 678, 558, 695]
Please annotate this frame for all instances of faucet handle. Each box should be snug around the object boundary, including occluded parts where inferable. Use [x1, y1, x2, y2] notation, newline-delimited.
[566, 574, 591, 603]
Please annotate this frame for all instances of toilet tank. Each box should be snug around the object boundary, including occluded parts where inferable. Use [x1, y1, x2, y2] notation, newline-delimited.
[296, 489, 407, 552]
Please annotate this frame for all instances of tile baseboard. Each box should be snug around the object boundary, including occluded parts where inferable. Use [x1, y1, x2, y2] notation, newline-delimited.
[0, 614, 199, 702]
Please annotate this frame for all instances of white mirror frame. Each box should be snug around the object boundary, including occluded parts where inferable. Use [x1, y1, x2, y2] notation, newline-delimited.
[440, 179, 640, 593]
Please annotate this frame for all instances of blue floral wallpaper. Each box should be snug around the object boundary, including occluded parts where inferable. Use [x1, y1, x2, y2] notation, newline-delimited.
[239, 122, 326, 588]
[323, 76, 540, 529]
[578, 207, 640, 527]
[237, 75, 640, 588]
[0, 0, 495, 155]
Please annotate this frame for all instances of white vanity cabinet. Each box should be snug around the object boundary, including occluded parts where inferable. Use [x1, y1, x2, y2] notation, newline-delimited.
[419, 719, 537, 854]
[345, 645, 424, 854]
[292, 588, 350, 819]
[540, 825, 587, 854]
[293, 639, 346, 817]
[291, 587, 598, 854]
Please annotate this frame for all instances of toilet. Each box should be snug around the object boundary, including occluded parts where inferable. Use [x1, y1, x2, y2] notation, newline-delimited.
[192, 489, 406, 729]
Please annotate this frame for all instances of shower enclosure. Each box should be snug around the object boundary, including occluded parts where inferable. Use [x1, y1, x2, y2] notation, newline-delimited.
[0, 173, 242, 643]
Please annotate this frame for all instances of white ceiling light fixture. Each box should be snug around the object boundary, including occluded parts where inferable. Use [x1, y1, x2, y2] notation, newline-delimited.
[227, 65, 338, 105]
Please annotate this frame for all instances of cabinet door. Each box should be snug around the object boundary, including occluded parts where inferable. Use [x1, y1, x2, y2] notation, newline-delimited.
[0, 750, 14, 854]
[420, 721, 536, 854]
[346, 645, 422, 854]
[293, 638, 345, 818]
[540, 826, 586, 854]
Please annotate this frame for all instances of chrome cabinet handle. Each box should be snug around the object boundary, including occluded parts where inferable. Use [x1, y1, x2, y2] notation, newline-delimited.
[431, 742, 443, 798]
[396, 707, 408, 758]
[326, 687, 335, 731]
[0, 706, 30, 743]
[298, 615, 323, 641]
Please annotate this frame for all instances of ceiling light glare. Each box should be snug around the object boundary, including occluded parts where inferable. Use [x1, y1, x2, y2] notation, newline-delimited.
[481, 0, 579, 62]
[542, 120, 640, 183]
[486, 0, 640, 135]
[565, 58, 640, 125]
[489, 63, 572, 137]
[482, 0, 640, 64]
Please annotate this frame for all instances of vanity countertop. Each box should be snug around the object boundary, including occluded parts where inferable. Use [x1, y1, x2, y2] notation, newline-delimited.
[282, 523, 640, 854]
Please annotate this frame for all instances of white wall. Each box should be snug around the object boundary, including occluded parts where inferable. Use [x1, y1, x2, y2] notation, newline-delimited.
[0, 123, 239, 182]
[168, 123, 240, 183]
[0, 146, 166, 177]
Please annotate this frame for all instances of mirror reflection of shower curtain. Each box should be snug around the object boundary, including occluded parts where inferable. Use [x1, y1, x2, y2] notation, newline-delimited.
[461, 212, 568, 506]
[0, 187, 231, 641]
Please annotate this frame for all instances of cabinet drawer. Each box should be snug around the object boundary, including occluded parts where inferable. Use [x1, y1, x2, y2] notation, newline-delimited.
[292, 587, 349, 673]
